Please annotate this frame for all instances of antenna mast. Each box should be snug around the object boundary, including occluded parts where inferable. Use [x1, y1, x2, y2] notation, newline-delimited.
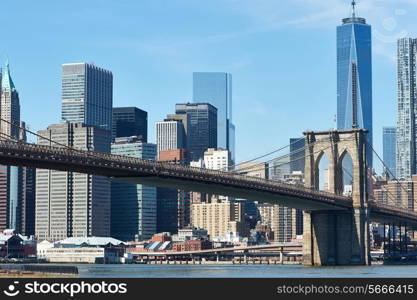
[351, 1, 356, 18]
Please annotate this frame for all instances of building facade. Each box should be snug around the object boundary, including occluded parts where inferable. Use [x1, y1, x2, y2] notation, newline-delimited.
[193, 72, 235, 162]
[111, 137, 157, 241]
[0, 62, 24, 232]
[337, 3, 373, 166]
[175, 103, 217, 161]
[191, 200, 246, 240]
[374, 175, 417, 211]
[203, 148, 231, 202]
[397, 38, 417, 179]
[236, 162, 269, 179]
[112, 107, 147, 142]
[270, 157, 291, 181]
[203, 148, 230, 171]
[61, 63, 113, 131]
[289, 138, 305, 173]
[257, 204, 299, 242]
[156, 120, 186, 157]
[157, 150, 190, 234]
[383, 127, 397, 178]
[35, 123, 111, 241]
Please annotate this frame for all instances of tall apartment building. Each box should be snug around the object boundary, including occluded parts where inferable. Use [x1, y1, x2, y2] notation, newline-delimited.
[337, 2, 373, 166]
[112, 107, 147, 142]
[35, 123, 111, 241]
[383, 127, 397, 178]
[193, 72, 235, 162]
[191, 200, 246, 240]
[175, 103, 217, 161]
[111, 136, 157, 241]
[257, 204, 299, 242]
[61, 63, 113, 131]
[397, 38, 417, 179]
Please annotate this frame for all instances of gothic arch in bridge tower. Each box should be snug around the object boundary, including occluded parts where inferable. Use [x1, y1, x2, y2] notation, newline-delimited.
[304, 129, 368, 207]
[314, 151, 330, 192]
[338, 149, 354, 196]
[303, 129, 370, 266]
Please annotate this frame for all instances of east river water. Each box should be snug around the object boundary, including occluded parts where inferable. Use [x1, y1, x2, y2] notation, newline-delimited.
[65, 264, 417, 278]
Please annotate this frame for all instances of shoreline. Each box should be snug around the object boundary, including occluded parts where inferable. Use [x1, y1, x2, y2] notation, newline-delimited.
[0, 270, 78, 278]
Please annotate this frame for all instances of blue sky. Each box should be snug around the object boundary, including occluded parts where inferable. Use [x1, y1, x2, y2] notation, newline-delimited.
[3, 0, 417, 163]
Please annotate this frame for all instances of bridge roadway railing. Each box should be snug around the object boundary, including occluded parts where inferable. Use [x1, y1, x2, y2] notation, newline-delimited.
[0, 140, 354, 206]
[368, 200, 417, 224]
[2, 140, 417, 219]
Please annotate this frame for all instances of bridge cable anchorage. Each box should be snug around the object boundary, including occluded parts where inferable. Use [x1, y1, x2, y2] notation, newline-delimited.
[364, 139, 412, 209]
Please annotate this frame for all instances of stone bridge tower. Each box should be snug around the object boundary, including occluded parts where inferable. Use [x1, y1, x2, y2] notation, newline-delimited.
[303, 129, 370, 266]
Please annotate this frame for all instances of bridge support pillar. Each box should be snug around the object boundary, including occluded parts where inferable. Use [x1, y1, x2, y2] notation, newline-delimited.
[303, 208, 370, 266]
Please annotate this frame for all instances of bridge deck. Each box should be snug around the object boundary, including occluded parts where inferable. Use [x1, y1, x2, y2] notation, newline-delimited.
[0, 140, 417, 224]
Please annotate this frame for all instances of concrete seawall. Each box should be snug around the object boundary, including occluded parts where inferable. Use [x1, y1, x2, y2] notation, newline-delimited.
[0, 265, 79, 278]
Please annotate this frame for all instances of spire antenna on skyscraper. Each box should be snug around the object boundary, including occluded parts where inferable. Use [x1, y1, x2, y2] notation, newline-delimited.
[352, 0, 356, 18]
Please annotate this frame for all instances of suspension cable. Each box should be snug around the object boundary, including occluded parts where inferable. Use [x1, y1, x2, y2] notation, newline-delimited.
[222, 137, 305, 171]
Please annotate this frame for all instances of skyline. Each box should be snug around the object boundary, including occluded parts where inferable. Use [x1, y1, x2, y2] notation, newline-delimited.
[3, 0, 417, 163]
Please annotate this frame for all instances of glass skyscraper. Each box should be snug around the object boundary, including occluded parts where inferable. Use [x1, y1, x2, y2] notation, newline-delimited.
[193, 72, 235, 162]
[61, 63, 113, 131]
[175, 103, 217, 161]
[111, 137, 157, 241]
[337, 2, 373, 166]
[396, 38, 417, 179]
[112, 107, 148, 142]
[383, 127, 396, 178]
[289, 138, 305, 173]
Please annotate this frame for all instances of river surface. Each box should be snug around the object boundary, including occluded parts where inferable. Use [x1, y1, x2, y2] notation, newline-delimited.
[64, 264, 417, 278]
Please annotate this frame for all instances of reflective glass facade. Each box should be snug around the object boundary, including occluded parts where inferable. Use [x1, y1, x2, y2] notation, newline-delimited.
[193, 72, 235, 162]
[337, 16, 373, 166]
[383, 127, 396, 178]
[175, 103, 217, 161]
[112, 107, 148, 142]
[289, 138, 305, 173]
[61, 63, 113, 131]
[111, 137, 157, 241]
